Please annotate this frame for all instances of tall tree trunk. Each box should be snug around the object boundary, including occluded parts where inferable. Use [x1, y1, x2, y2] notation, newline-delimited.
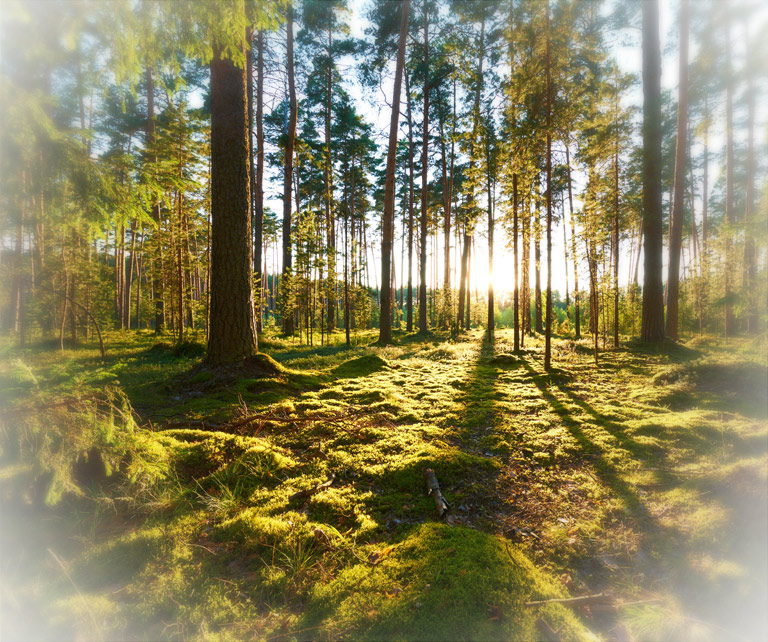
[612, 151, 620, 348]
[665, 0, 688, 340]
[418, 0, 430, 334]
[282, 9, 297, 335]
[457, 226, 469, 331]
[136, 228, 145, 329]
[125, 220, 137, 330]
[246, 26, 259, 332]
[563, 196, 569, 308]
[724, 19, 735, 337]
[207, 37, 258, 364]
[487, 169, 494, 342]
[534, 201, 542, 334]
[405, 71, 415, 331]
[145, 68, 164, 333]
[379, 0, 410, 344]
[325, 31, 336, 332]
[440, 114, 451, 296]
[522, 194, 530, 341]
[176, 194, 185, 342]
[465, 239, 471, 329]
[513, 174, 520, 351]
[566, 147, 580, 339]
[641, 0, 665, 341]
[612, 86, 620, 349]
[254, 30, 265, 331]
[743, 30, 757, 333]
[544, 3, 552, 369]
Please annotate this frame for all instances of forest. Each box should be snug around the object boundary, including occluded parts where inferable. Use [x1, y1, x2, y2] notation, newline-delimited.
[0, 0, 766, 640]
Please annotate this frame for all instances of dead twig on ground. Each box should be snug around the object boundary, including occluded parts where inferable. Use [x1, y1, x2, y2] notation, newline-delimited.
[288, 474, 335, 502]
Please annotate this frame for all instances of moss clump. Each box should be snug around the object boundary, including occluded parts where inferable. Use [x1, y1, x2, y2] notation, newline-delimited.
[334, 354, 390, 378]
[304, 522, 591, 641]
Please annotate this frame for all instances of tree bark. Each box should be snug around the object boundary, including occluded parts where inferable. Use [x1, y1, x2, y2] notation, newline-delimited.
[743, 29, 756, 333]
[457, 227, 469, 331]
[405, 71, 415, 332]
[534, 200, 542, 334]
[255, 30, 265, 331]
[325, 31, 336, 332]
[724, 19, 735, 337]
[665, 0, 688, 340]
[145, 68, 164, 333]
[282, 9, 297, 335]
[418, 0, 430, 334]
[513, 173, 520, 351]
[544, 2, 552, 369]
[378, 0, 410, 345]
[641, 0, 665, 342]
[566, 147, 580, 339]
[207, 40, 258, 364]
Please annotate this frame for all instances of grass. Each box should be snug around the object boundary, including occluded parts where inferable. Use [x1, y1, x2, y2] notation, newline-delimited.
[1, 328, 766, 641]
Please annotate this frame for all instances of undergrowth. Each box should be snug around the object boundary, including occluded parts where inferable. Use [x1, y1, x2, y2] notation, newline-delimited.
[0, 329, 766, 641]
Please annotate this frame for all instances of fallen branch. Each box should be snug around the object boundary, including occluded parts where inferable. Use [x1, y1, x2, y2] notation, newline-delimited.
[289, 473, 335, 502]
[526, 592, 610, 608]
[424, 468, 450, 519]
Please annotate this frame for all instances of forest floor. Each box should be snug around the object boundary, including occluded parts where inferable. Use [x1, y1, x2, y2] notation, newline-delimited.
[1, 328, 767, 641]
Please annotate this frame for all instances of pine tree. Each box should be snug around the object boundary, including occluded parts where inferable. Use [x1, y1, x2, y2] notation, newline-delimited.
[641, 0, 665, 342]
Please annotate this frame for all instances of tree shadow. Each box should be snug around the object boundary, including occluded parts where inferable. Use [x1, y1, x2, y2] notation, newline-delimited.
[519, 356, 765, 640]
[519, 359, 668, 515]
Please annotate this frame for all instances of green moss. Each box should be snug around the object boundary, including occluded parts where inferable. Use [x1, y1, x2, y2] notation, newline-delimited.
[2, 330, 766, 641]
[304, 523, 591, 641]
[334, 354, 390, 378]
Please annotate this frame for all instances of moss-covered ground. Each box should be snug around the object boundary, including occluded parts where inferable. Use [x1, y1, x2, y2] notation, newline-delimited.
[1, 329, 766, 641]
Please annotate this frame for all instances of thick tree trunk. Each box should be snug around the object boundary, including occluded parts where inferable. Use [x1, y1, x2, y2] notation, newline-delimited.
[665, 0, 688, 340]
[207, 42, 258, 364]
[641, 0, 665, 342]
[378, 0, 410, 344]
